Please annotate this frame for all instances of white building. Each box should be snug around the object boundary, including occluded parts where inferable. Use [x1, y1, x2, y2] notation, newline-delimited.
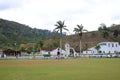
[40, 47, 68, 58]
[98, 42, 120, 54]
[40, 48, 66, 55]
[65, 42, 78, 57]
[83, 47, 97, 54]
[40, 42, 78, 58]
[83, 42, 120, 54]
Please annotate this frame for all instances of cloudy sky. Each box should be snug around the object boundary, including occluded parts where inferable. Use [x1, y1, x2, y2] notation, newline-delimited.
[0, 0, 120, 34]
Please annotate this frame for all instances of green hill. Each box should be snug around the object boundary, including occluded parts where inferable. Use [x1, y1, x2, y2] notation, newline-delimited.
[0, 18, 56, 48]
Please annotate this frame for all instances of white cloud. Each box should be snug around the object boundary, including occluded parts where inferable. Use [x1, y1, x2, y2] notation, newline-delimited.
[0, 0, 120, 34]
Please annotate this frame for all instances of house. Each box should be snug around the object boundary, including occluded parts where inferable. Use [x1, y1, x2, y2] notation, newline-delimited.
[99, 42, 120, 54]
[83, 42, 120, 55]
[83, 47, 97, 54]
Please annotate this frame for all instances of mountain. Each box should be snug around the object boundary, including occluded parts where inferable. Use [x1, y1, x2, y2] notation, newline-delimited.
[0, 18, 56, 48]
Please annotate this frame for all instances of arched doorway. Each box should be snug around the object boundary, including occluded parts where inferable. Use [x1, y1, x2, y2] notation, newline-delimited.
[69, 48, 77, 57]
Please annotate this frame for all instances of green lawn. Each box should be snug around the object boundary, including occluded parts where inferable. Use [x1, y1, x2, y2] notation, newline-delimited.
[0, 58, 120, 80]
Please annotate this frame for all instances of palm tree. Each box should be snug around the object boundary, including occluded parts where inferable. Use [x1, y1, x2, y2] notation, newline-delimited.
[36, 39, 44, 53]
[54, 20, 69, 55]
[73, 24, 88, 56]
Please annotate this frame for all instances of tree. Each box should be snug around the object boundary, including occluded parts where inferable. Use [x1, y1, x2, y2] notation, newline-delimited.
[6, 43, 12, 49]
[19, 44, 26, 52]
[113, 30, 119, 37]
[98, 23, 107, 31]
[36, 39, 44, 52]
[98, 27, 102, 31]
[102, 31, 109, 38]
[95, 44, 101, 54]
[84, 43, 89, 50]
[54, 20, 69, 55]
[73, 24, 88, 56]
[100, 23, 107, 29]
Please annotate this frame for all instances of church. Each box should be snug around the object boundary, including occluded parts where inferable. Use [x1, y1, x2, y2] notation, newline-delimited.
[40, 42, 78, 58]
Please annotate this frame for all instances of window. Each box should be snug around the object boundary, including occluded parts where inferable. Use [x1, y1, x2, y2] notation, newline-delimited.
[114, 51, 117, 53]
[108, 43, 110, 47]
[116, 44, 117, 47]
[112, 44, 114, 47]
[103, 51, 105, 54]
[99, 51, 102, 53]
[100, 43, 106, 46]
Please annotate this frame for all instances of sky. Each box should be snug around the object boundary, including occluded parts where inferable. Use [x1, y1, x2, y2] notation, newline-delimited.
[0, 0, 120, 34]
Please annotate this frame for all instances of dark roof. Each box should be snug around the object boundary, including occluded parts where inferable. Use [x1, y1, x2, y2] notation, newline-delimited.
[41, 48, 56, 51]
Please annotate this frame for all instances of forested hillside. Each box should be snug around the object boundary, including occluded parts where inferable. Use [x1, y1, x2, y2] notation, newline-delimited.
[0, 18, 57, 48]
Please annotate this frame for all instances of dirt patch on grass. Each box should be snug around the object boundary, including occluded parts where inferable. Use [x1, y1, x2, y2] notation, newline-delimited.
[0, 59, 80, 66]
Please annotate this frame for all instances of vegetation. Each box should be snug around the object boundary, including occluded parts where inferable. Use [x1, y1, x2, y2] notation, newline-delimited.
[0, 18, 57, 49]
[36, 39, 44, 52]
[95, 44, 101, 53]
[54, 20, 69, 53]
[62, 24, 120, 52]
[0, 58, 120, 80]
[73, 24, 88, 55]
[1, 18, 120, 52]
[98, 24, 120, 42]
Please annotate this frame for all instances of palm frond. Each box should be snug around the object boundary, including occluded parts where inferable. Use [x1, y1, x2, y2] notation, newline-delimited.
[54, 20, 68, 33]
[73, 28, 80, 32]
[74, 24, 88, 37]
[63, 27, 69, 31]
[54, 24, 59, 27]
[53, 28, 59, 32]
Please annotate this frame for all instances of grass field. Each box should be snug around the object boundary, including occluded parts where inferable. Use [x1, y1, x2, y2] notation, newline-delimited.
[0, 58, 120, 80]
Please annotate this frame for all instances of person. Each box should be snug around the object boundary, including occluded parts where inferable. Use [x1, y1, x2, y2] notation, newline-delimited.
[15, 51, 19, 59]
[57, 51, 60, 60]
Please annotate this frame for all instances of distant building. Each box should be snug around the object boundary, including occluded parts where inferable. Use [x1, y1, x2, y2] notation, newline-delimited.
[0, 49, 3, 57]
[40, 42, 78, 58]
[83, 47, 97, 54]
[83, 42, 120, 54]
[40, 48, 66, 57]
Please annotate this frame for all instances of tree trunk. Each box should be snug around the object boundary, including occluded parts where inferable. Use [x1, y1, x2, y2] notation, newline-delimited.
[60, 28, 62, 57]
[60, 38, 62, 54]
[80, 39, 82, 56]
[32, 44, 35, 59]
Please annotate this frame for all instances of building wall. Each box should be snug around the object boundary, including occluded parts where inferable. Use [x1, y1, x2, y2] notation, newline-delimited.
[50, 48, 66, 56]
[65, 43, 70, 56]
[41, 48, 66, 56]
[99, 42, 120, 54]
[83, 47, 98, 54]
[83, 42, 120, 54]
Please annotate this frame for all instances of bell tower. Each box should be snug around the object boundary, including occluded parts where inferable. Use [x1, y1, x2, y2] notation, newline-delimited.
[65, 42, 70, 56]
